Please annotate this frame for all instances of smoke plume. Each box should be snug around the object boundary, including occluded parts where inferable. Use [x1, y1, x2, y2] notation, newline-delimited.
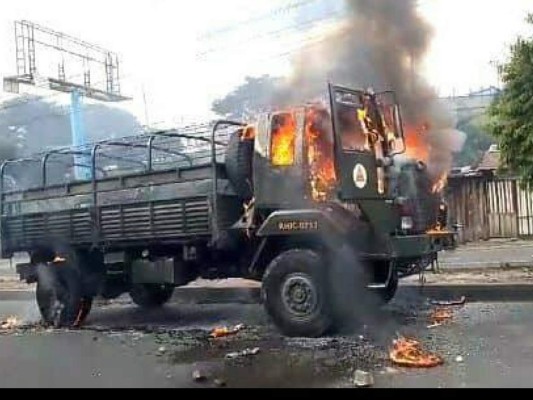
[274, 0, 462, 179]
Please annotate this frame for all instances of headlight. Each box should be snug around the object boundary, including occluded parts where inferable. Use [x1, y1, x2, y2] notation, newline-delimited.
[401, 216, 414, 231]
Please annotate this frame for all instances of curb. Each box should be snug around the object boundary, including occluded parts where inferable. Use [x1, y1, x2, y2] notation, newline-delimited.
[438, 262, 533, 273]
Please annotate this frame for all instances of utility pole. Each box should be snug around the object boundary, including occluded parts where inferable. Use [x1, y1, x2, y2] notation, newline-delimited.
[142, 85, 150, 129]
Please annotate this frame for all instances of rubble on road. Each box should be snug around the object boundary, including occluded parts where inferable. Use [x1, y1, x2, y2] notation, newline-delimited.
[214, 378, 227, 387]
[430, 308, 454, 325]
[430, 296, 467, 307]
[225, 347, 260, 360]
[192, 369, 208, 382]
[210, 324, 245, 339]
[353, 370, 374, 387]
[0, 316, 21, 330]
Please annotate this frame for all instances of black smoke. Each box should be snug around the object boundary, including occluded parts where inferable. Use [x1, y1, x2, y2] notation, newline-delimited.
[214, 0, 464, 179]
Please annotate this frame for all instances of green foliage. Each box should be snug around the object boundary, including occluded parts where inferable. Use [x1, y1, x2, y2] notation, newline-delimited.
[488, 13, 533, 183]
[212, 75, 283, 121]
[454, 115, 494, 167]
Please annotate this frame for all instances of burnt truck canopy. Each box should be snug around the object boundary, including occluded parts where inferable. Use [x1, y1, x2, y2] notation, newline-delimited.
[0, 122, 245, 257]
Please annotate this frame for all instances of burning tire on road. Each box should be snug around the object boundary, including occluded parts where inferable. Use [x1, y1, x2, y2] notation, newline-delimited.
[36, 262, 92, 328]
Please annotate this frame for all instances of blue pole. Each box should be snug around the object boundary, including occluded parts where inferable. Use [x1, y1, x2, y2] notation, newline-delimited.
[69, 89, 91, 180]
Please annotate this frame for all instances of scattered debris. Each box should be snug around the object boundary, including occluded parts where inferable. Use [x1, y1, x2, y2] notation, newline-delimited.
[192, 369, 208, 382]
[390, 337, 444, 369]
[430, 296, 467, 307]
[430, 308, 454, 325]
[380, 367, 399, 375]
[0, 316, 21, 330]
[455, 355, 464, 363]
[427, 323, 443, 329]
[353, 370, 374, 388]
[158, 346, 167, 355]
[214, 378, 227, 388]
[225, 347, 261, 360]
[210, 324, 245, 339]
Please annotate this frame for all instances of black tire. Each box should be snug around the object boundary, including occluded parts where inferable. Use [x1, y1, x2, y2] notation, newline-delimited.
[36, 263, 90, 328]
[225, 131, 254, 200]
[129, 284, 175, 308]
[262, 249, 333, 338]
[376, 271, 399, 304]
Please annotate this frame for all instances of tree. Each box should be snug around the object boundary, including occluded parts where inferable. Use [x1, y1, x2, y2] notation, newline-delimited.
[0, 96, 142, 160]
[212, 75, 284, 121]
[488, 14, 533, 182]
[454, 115, 494, 168]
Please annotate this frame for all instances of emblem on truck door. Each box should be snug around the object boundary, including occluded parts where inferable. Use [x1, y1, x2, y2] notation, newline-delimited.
[353, 164, 368, 189]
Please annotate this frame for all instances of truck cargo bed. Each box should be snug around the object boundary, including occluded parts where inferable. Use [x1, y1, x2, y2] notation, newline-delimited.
[0, 123, 245, 256]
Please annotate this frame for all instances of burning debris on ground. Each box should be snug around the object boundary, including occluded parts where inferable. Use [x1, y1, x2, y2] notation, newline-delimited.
[210, 324, 246, 339]
[390, 337, 444, 369]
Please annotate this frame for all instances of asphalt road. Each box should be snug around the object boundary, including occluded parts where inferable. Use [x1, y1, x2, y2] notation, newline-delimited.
[2, 292, 533, 388]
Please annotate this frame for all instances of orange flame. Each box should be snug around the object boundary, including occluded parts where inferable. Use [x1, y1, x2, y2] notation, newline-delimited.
[432, 173, 448, 194]
[390, 337, 444, 369]
[306, 108, 337, 202]
[241, 125, 256, 141]
[271, 113, 297, 167]
[404, 125, 429, 163]
[430, 308, 454, 325]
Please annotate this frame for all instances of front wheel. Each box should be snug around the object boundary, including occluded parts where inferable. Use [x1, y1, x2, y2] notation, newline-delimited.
[129, 284, 175, 308]
[262, 249, 333, 338]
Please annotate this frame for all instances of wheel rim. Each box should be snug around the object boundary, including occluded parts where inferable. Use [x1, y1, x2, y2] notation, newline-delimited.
[281, 273, 318, 318]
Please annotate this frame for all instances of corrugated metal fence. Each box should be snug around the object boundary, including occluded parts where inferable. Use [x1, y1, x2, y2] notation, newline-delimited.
[448, 176, 533, 243]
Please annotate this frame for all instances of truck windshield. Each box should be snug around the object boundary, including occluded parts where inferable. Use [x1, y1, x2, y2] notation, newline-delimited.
[336, 95, 374, 153]
[337, 104, 372, 153]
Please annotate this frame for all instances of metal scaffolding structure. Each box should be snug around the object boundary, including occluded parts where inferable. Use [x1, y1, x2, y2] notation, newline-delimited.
[3, 20, 131, 181]
[4, 20, 128, 102]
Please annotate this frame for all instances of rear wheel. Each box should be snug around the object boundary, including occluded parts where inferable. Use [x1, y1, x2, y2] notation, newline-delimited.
[36, 262, 92, 328]
[262, 249, 333, 338]
[129, 284, 175, 308]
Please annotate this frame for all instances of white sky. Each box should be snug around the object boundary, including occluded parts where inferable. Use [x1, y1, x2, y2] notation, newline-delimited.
[0, 0, 531, 128]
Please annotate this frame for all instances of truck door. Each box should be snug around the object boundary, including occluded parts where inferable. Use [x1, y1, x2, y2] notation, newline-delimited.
[329, 85, 381, 201]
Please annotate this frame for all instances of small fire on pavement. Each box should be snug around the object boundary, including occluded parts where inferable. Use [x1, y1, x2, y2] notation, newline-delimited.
[430, 308, 454, 325]
[390, 337, 444, 369]
[210, 324, 245, 339]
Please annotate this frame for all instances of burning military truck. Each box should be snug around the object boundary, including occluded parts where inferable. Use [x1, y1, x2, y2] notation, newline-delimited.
[1, 84, 451, 337]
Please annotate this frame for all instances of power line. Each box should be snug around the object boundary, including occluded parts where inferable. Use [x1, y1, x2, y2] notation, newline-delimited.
[196, 9, 344, 59]
[197, 0, 319, 42]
